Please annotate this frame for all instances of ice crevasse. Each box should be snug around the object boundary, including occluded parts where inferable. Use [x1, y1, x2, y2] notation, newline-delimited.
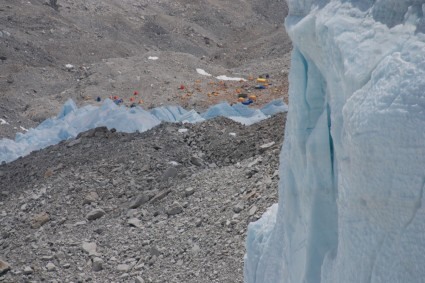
[245, 1, 425, 283]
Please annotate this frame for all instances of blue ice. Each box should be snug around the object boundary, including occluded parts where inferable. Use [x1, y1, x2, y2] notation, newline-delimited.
[0, 99, 287, 163]
[244, 1, 425, 282]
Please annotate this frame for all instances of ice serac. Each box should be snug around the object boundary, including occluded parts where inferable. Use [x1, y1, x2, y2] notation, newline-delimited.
[245, 1, 425, 283]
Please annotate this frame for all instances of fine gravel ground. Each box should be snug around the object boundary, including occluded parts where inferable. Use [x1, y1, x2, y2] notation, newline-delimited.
[0, 0, 291, 139]
[0, 113, 286, 283]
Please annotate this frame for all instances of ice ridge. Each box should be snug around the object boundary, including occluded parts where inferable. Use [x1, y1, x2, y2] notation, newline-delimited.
[0, 99, 287, 164]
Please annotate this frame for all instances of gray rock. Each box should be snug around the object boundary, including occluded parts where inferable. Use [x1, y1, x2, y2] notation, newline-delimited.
[2, 231, 10, 239]
[62, 263, 71, 269]
[83, 192, 99, 205]
[49, 0, 59, 10]
[135, 276, 145, 283]
[129, 194, 150, 209]
[150, 189, 172, 203]
[247, 157, 262, 168]
[86, 208, 105, 221]
[64, 64, 75, 71]
[92, 257, 104, 272]
[148, 255, 157, 266]
[67, 138, 81, 148]
[263, 176, 272, 186]
[20, 203, 28, 211]
[195, 218, 203, 227]
[41, 255, 54, 261]
[150, 246, 161, 257]
[190, 156, 203, 166]
[233, 202, 244, 213]
[184, 187, 195, 197]
[23, 266, 33, 275]
[162, 167, 177, 180]
[166, 202, 183, 216]
[245, 168, 259, 178]
[248, 205, 258, 216]
[6, 75, 13, 84]
[126, 209, 137, 218]
[192, 243, 201, 254]
[116, 263, 130, 272]
[46, 262, 56, 271]
[128, 218, 142, 228]
[74, 221, 87, 226]
[0, 259, 11, 275]
[260, 141, 275, 151]
[30, 211, 50, 229]
[82, 241, 99, 256]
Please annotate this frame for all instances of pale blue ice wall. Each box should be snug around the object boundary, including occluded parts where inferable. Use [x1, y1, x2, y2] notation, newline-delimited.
[245, 1, 425, 282]
[0, 99, 287, 163]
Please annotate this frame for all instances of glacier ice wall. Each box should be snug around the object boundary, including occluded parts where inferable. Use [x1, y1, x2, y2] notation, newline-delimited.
[245, 1, 425, 283]
[0, 99, 287, 164]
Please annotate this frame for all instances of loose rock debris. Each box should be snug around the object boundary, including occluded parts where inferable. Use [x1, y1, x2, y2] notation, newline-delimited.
[0, 113, 286, 283]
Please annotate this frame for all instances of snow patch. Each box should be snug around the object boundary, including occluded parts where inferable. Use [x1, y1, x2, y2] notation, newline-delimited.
[196, 68, 212, 76]
[216, 75, 246, 81]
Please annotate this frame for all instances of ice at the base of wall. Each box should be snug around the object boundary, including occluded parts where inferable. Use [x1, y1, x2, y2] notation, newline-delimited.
[0, 99, 287, 164]
[245, 1, 425, 283]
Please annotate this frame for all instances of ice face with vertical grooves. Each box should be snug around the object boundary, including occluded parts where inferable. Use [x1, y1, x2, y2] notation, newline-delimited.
[244, 1, 425, 283]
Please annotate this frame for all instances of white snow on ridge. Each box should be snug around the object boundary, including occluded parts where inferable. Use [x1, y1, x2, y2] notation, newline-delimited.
[196, 69, 246, 81]
[196, 68, 212, 76]
[245, 1, 425, 283]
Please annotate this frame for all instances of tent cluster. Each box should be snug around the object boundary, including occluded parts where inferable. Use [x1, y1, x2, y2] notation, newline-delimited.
[175, 73, 280, 107]
[94, 91, 145, 108]
[237, 74, 272, 105]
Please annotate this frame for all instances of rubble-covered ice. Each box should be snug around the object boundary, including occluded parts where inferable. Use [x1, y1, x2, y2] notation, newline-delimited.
[245, 1, 425, 283]
[0, 99, 287, 163]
